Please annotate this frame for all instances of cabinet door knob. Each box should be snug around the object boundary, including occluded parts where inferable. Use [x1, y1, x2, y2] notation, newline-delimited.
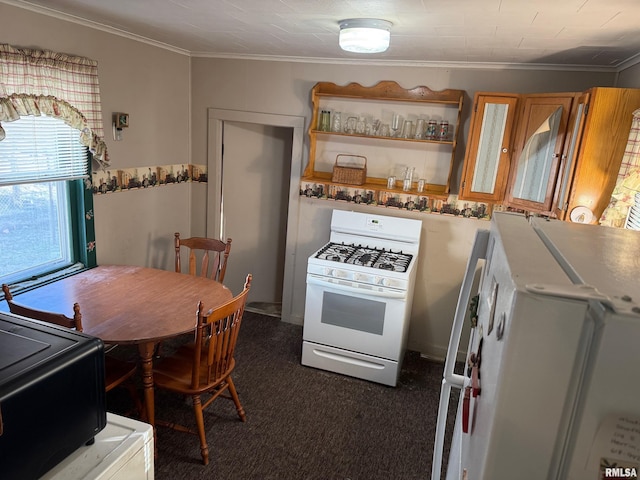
[502, 148, 508, 153]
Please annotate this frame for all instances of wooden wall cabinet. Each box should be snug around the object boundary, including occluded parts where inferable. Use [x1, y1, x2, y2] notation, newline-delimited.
[460, 87, 640, 222]
[505, 93, 577, 213]
[553, 87, 640, 222]
[460, 92, 578, 213]
[303, 81, 465, 198]
[458, 93, 519, 204]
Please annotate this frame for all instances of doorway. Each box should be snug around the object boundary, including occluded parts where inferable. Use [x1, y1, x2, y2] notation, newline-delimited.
[207, 109, 305, 323]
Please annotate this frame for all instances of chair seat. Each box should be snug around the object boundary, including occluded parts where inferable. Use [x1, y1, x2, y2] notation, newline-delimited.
[104, 355, 138, 393]
[153, 343, 235, 395]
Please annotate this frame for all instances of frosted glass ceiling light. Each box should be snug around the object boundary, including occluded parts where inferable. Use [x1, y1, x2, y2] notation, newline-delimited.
[338, 19, 392, 53]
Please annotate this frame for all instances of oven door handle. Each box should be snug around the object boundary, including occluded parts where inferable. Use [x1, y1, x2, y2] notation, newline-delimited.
[307, 276, 406, 299]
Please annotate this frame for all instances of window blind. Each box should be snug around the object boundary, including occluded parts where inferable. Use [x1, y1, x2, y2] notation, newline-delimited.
[0, 115, 89, 186]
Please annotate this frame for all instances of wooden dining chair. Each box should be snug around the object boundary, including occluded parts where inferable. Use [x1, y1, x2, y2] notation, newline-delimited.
[153, 273, 252, 466]
[156, 232, 232, 359]
[174, 232, 232, 282]
[2, 284, 140, 399]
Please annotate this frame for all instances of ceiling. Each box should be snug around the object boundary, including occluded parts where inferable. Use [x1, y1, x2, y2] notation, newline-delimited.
[7, 0, 640, 69]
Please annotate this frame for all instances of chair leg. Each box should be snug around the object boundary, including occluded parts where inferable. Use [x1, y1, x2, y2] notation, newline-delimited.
[226, 376, 246, 422]
[191, 394, 210, 465]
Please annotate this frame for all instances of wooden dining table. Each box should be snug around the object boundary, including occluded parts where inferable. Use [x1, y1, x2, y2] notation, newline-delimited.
[13, 264, 233, 430]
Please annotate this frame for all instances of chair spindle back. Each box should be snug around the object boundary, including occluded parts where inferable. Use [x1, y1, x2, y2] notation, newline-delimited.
[174, 233, 232, 282]
[2, 284, 83, 331]
[191, 274, 251, 390]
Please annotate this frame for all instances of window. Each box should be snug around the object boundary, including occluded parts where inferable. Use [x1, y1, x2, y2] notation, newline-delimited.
[0, 115, 92, 286]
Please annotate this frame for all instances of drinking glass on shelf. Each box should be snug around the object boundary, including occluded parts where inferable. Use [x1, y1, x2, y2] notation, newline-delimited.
[371, 119, 381, 136]
[438, 121, 449, 141]
[387, 176, 396, 189]
[380, 124, 390, 137]
[414, 119, 426, 139]
[346, 116, 357, 134]
[391, 114, 402, 138]
[402, 167, 415, 191]
[401, 120, 414, 139]
[331, 112, 342, 133]
[320, 110, 330, 132]
[426, 120, 437, 139]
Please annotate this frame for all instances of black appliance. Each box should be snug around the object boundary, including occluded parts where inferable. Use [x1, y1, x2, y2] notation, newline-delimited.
[0, 311, 107, 480]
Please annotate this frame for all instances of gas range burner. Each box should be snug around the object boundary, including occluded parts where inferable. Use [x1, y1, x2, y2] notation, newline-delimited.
[315, 243, 359, 263]
[372, 252, 413, 272]
[314, 242, 413, 272]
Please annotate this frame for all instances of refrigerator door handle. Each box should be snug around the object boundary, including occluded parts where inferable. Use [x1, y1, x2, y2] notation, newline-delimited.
[462, 386, 472, 434]
[432, 228, 490, 480]
[443, 228, 490, 386]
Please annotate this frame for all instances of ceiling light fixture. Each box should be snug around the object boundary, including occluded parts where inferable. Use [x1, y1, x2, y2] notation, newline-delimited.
[338, 18, 392, 54]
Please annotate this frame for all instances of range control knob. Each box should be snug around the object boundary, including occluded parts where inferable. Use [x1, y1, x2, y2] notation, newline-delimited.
[377, 277, 390, 287]
[324, 267, 334, 276]
[334, 269, 348, 279]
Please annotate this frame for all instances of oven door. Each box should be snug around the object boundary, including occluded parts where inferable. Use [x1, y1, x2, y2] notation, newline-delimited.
[303, 273, 409, 361]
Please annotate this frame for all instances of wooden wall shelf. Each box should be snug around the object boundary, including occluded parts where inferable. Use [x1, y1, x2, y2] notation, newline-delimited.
[304, 81, 465, 203]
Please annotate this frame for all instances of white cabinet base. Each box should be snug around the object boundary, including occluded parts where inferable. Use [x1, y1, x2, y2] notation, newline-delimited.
[41, 413, 154, 480]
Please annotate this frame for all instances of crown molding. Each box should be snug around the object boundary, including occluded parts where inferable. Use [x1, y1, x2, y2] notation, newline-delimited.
[616, 52, 640, 72]
[1, 0, 190, 55]
[190, 51, 620, 72]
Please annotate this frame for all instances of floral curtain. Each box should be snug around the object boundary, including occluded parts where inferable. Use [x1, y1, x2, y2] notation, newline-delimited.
[0, 43, 109, 168]
[599, 109, 640, 228]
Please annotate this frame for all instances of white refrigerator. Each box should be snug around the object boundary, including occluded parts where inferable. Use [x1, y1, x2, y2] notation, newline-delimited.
[432, 212, 640, 480]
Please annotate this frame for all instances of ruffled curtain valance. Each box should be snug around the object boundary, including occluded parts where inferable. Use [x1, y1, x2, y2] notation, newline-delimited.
[0, 43, 109, 168]
[600, 109, 640, 228]
[0, 94, 107, 163]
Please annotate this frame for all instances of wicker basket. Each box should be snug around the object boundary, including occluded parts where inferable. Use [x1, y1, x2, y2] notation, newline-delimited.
[331, 154, 367, 185]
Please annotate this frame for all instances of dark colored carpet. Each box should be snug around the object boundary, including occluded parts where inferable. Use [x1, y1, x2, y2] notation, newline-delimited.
[106, 312, 458, 480]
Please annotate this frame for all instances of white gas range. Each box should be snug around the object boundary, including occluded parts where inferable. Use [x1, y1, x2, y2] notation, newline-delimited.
[302, 209, 422, 386]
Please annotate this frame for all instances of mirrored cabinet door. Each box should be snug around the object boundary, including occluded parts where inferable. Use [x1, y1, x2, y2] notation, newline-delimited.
[505, 94, 576, 212]
[459, 94, 518, 203]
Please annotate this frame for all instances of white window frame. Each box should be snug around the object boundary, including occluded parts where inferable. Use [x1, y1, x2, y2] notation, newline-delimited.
[0, 115, 90, 287]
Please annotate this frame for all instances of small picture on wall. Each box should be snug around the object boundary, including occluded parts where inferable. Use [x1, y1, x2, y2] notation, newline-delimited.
[114, 112, 129, 128]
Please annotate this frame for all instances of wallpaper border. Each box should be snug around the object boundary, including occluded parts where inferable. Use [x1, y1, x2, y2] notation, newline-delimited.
[91, 163, 207, 194]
